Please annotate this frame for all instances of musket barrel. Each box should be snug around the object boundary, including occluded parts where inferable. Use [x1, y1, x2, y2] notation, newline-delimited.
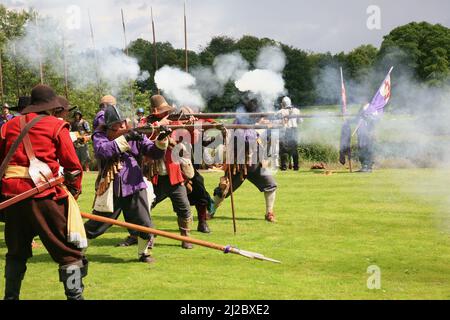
[162, 112, 356, 120]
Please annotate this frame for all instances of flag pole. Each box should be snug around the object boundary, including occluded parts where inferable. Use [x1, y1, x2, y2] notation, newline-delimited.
[184, 1, 188, 73]
[151, 7, 160, 94]
[340, 67, 352, 172]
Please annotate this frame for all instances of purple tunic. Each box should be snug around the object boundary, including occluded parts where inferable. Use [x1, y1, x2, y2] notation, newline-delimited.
[93, 110, 105, 130]
[0, 114, 14, 128]
[93, 130, 165, 197]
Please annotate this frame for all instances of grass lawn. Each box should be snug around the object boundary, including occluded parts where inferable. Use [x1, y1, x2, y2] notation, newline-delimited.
[0, 169, 449, 300]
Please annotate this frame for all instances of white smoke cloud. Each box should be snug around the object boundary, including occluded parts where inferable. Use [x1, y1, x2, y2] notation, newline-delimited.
[255, 45, 286, 73]
[6, 16, 146, 95]
[154, 65, 205, 108]
[213, 52, 249, 84]
[234, 45, 287, 110]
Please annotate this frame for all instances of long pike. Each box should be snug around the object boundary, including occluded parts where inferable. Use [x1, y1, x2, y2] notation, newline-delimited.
[81, 212, 281, 263]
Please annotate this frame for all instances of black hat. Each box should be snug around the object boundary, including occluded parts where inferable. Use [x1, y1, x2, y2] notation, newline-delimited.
[104, 105, 125, 128]
[21, 85, 60, 114]
[73, 109, 83, 117]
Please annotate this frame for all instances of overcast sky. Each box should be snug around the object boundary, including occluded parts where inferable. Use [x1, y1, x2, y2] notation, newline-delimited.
[3, 0, 450, 53]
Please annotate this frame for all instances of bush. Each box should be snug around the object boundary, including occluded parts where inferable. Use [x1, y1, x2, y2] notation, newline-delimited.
[298, 143, 340, 163]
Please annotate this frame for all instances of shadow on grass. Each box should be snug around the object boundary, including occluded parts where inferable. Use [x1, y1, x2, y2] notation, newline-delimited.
[27, 253, 134, 264]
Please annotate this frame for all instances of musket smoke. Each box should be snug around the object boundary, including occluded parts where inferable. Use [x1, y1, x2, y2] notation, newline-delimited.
[154, 65, 205, 108]
[235, 45, 287, 110]
[6, 16, 148, 96]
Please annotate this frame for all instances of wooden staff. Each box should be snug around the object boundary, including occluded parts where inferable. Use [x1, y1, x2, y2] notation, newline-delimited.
[0, 49, 4, 104]
[34, 13, 44, 84]
[121, 8, 135, 109]
[340, 67, 352, 172]
[80, 213, 279, 263]
[228, 162, 237, 235]
[88, 9, 101, 97]
[184, 1, 188, 73]
[62, 35, 69, 99]
[12, 43, 20, 99]
[151, 7, 160, 95]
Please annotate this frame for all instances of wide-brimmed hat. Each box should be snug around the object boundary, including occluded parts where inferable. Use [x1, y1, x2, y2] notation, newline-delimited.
[150, 95, 175, 115]
[56, 96, 76, 112]
[21, 84, 61, 114]
[100, 95, 117, 106]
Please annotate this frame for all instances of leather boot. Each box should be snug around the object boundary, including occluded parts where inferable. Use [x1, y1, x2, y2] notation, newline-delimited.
[59, 259, 88, 300]
[4, 258, 27, 300]
[196, 204, 211, 233]
[178, 217, 193, 249]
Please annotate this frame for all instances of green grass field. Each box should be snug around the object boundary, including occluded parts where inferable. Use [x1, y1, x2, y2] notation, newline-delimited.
[1, 169, 449, 300]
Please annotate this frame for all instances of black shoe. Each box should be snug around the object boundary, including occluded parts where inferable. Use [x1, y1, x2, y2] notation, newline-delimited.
[138, 255, 155, 264]
[197, 221, 211, 233]
[115, 235, 138, 247]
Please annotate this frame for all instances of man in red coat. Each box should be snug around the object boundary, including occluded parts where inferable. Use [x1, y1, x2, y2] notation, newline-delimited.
[140, 95, 194, 249]
[0, 85, 87, 300]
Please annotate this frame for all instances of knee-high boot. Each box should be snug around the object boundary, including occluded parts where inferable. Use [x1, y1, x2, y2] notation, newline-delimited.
[178, 216, 193, 249]
[4, 258, 27, 300]
[59, 259, 88, 300]
[196, 204, 211, 233]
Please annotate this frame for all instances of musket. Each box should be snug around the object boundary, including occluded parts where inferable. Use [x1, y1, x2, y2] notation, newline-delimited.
[81, 212, 280, 263]
[148, 112, 356, 121]
[133, 123, 284, 135]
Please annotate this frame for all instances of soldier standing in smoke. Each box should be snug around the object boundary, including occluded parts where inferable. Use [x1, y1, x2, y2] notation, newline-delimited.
[209, 97, 278, 223]
[70, 110, 91, 172]
[83, 105, 169, 263]
[278, 96, 301, 171]
[355, 103, 377, 173]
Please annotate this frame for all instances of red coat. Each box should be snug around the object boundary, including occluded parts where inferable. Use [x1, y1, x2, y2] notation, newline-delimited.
[0, 113, 83, 200]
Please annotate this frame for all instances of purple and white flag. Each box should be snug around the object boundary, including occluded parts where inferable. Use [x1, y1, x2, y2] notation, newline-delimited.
[365, 67, 393, 116]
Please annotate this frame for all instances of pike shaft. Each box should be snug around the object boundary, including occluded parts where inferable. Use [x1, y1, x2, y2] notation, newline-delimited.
[35, 13, 44, 84]
[80, 212, 280, 263]
[121, 8, 134, 108]
[184, 1, 188, 72]
[12, 43, 20, 98]
[62, 36, 69, 99]
[88, 9, 101, 97]
[0, 49, 4, 104]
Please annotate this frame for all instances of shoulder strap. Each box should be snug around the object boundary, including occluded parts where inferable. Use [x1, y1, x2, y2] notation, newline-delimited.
[0, 115, 46, 179]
